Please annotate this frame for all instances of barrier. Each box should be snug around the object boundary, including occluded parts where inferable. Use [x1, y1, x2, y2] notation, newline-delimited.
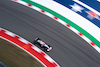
[0, 62, 7, 67]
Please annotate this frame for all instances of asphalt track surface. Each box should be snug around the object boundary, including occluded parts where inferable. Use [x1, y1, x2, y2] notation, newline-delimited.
[0, 0, 100, 67]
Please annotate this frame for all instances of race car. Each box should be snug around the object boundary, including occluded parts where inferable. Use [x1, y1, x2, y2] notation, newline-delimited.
[33, 37, 52, 52]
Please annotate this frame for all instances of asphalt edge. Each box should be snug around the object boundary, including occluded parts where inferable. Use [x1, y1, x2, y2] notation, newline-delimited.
[12, 0, 100, 53]
[0, 27, 60, 67]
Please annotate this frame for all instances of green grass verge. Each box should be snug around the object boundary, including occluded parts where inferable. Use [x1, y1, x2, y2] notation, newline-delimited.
[0, 38, 44, 67]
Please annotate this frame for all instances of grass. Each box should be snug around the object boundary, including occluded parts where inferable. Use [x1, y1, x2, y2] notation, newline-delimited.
[0, 38, 44, 67]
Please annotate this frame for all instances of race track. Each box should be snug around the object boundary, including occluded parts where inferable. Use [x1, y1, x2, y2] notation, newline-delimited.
[0, 0, 100, 67]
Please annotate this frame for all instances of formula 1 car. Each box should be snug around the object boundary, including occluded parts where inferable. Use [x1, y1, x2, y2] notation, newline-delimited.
[33, 37, 52, 52]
